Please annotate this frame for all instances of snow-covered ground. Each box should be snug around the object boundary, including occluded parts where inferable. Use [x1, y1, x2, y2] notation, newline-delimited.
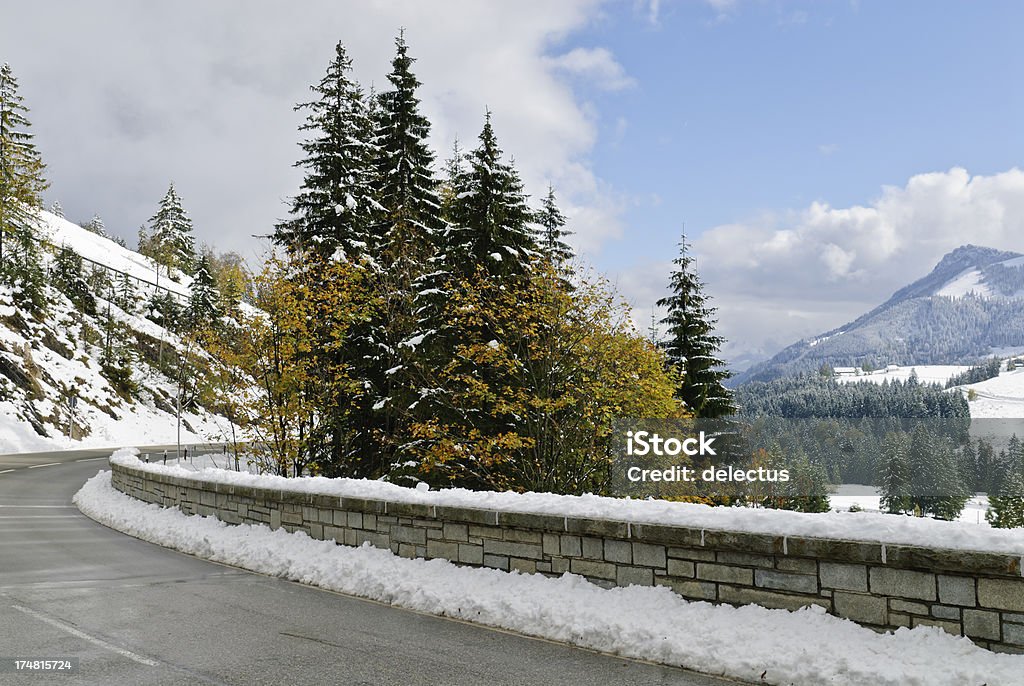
[74, 468, 1024, 686]
[834, 364, 970, 386]
[112, 451, 1024, 555]
[830, 486, 991, 526]
[961, 367, 1024, 419]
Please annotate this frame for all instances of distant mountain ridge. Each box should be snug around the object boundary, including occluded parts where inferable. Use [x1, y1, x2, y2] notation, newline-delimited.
[733, 245, 1024, 385]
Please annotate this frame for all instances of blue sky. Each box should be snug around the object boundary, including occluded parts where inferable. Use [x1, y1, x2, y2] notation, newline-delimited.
[581, 1, 1024, 270]
[4, 1, 1024, 365]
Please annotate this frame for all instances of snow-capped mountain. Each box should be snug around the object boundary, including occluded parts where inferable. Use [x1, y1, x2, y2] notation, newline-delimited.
[734, 245, 1024, 385]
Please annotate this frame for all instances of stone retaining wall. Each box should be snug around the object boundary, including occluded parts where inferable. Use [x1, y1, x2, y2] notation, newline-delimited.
[110, 459, 1024, 653]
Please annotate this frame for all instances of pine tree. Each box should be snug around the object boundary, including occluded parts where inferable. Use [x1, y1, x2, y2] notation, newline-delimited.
[50, 200, 63, 218]
[879, 432, 911, 513]
[536, 184, 573, 267]
[657, 234, 735, 417]
[144, 184, 196, 277]
[82, 213, 107, 237]
[988, 472, 1024, 528]
[345, 32, 444, 477]
[187, 253, 222, 330]
[0, 62, 48, 312]
[444, 112, 537, 277]
[52, 246, 96, 315]
[274, 41, 377, 261]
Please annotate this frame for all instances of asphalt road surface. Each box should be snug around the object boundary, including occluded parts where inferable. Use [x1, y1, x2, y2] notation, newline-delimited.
[0, 447, 744, 686]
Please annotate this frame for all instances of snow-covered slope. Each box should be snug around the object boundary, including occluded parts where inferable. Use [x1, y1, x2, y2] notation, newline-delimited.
[0, 211, 231, 453]
[735, 245, 1024, 385]
[41, 211, 193, 296]
[960, 365, 1024, 418]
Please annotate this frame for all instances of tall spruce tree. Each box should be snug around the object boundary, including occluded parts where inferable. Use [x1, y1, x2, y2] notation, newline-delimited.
[444, 112, 537, 277]
[144, 184, 196, 277]
[275, 41, 377, 261]
[0, 62, 48, 311]
[341, 32, 443, 478]
[657, 234, 734, 417]
[536, 184, 573, 267]
[82, 213, 107, 237]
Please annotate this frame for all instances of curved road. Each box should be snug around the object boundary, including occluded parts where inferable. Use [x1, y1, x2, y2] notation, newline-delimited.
[0, 448, 740, 686]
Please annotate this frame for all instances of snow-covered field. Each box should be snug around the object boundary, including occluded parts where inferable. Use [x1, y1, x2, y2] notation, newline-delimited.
[830, 486, 991, 526]
[834, 364, 970, 386]
[961, 367, 1024, 419]
[74, 467, 1024, 686]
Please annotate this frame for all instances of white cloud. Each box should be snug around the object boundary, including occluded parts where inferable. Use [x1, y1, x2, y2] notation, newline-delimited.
[545, 47, 637, 92]
[688, 167, 1024, 361]
[818, 143, 839, 155]
[1, 0, 628, 261]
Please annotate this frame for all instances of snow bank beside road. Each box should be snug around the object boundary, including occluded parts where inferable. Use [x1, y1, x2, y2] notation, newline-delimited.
[75, 469, 1023, 686]
[111, 450, 1024, 556]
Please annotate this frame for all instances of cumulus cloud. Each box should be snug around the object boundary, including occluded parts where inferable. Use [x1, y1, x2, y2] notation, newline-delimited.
[612, 168, 1024, 366]
[545, 47, 637, 92]
[1, 0, 627, 260]
[689, 167, 1024, 361]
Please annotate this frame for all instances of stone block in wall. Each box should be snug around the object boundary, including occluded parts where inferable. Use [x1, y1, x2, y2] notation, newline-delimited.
[458, 544, 484, 565]
[1002, 620, 1024, 646]
[582, 537, 603, 560]
[391, 525, 426, 546]
[754, 569, 817, 594]
[696, 563, 753, 586]
[551, 557, 569, 574]
[308, 522, 323, 540]
[703, 530, 783, 556]
[630, 524, 702, 548]
[889, 612, 911, 628]
[718, 551, 774, 569]
[833, 592, 886, 625]
[570, 558, 617, 581]
[510, 558, 537, 574]
[565, 517, 629, 539]
[885, 546, 1021, 577]
[719, 585, 825, 612]
[656, 578, 716, 601]
[503, 529, 542, 545]
[484, 554, 509, 571]
[889, 599, 928, 615]
[931, 605, 961, 621]
[617, 566, 654, 587]
[483, 539, 543, 560]
[560, 535, 582, 557]
[444, 523, 469, 542]
[632, 542, 667, 568]
[542, 533, 560, 557]
[668, 546, 715, 562]
[435, 506, 497, 526]
[786, 538, 883, 565]
[937, 575, 976, 607]
[869, 568, 936, 601]
[815, 565, 864, 593]
[776, 558, 817, 574]
[499, 512, 565, 531]
[978, 579, 1024, 612]
[468, 524, 502, 540]
[346, 512, 363, 529]
[602, 539, 631, 564]
[667, 559, 695, 578]
[427, 540, 459, 560]
[963, 609, 1001, 641]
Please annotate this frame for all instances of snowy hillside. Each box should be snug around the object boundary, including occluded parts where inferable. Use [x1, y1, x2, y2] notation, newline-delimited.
[833, 364, 970, 386]
[0, 210, 231, 453]
[41, 211, 193, 297]
[960, 365, 1024, 418]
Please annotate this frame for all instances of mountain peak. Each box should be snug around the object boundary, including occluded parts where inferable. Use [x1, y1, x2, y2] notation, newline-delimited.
[932, 244, 1020, 275]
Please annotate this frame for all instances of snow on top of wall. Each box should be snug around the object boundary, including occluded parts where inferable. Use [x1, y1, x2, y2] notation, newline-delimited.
[111, 450, 1024, 556]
